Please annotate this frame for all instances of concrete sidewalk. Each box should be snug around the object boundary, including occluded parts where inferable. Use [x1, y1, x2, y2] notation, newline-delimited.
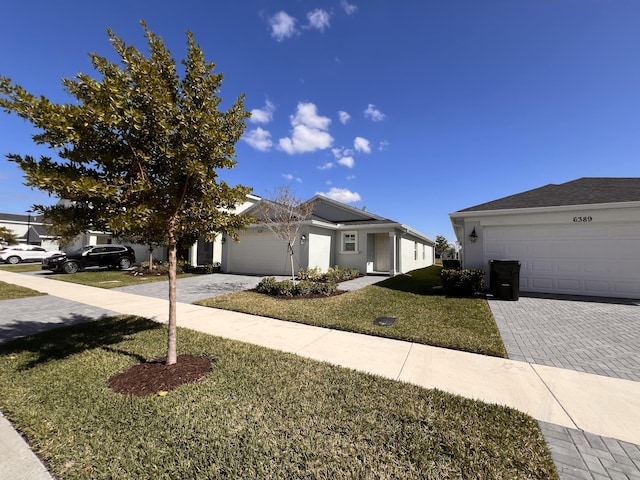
[2, 269, 640, 478]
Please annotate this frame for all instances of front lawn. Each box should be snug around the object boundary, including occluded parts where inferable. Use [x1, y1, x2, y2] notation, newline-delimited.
[0, 316, 557, 479]
[196, 266, 505, 357]
[45, 269, 196, 289]
[0, 280, 45, 300]
[0, 264, 43, 273]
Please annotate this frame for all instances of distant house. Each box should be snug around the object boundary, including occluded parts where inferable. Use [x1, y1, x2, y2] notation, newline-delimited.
[0, 213, 59, 250]
[222, 195, 435, 276]
[449, 178, 640, 299]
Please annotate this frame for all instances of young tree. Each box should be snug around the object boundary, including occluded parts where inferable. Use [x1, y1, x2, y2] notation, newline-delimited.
[434, 235, 452, 258]
[0, 22, 253, 365]
[257, 186, 316, 280]
[0, 226, 18, 245]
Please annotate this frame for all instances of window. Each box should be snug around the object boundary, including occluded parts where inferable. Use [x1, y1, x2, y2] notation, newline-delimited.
[414, 241, 418, 260]
[342, 232, 357, 252]
[422, 244, 426, 260]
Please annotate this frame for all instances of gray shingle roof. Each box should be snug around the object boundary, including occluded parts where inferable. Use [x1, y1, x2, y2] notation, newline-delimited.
[458, 178, 640, 212]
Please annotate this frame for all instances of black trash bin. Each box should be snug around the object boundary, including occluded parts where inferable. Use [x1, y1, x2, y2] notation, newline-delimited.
[489, 260, 521, 301]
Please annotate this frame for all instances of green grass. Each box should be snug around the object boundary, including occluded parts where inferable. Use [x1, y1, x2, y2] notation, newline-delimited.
[0, 280, 45, 300]
[376, 265, 444, 295]
[196, 267, 505, 358]
[45, 269, 196, 289]
[0, 264, 43, 273]
[0, 316, 557, 479]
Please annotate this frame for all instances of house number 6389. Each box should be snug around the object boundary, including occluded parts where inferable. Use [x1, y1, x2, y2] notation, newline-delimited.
[573, 216, 593, 223]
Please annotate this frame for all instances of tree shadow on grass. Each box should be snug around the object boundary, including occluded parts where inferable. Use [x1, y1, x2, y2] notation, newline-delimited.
[375, 273, 441, 296]
[0, 315, 161, 369]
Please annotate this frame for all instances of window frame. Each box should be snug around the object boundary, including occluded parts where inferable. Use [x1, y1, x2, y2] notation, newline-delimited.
[341, 231, 358, 254]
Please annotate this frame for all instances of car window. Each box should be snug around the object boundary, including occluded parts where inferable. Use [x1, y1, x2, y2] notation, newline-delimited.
[91, 247, 106, 254]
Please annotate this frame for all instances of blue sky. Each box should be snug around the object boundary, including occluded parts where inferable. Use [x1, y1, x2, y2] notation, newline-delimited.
[1, 1, 639, 244]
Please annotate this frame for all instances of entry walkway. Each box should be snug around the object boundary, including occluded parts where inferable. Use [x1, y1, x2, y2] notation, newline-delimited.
[2, 270, 640, 479]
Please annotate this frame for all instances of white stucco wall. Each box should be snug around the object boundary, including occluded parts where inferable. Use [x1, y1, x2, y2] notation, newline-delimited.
[399, 236, 434, 273]
[308, 231, 332, 272]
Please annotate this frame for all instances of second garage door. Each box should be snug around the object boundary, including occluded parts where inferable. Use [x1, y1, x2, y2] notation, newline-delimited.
[226, 231, 295, 276]
[484, 223, 640, 299]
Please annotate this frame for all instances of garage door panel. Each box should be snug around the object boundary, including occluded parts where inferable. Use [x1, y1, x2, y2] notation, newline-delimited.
[484, 223, 640, 299]
[486, 243, 506, 255]
[227, 232, 292, 275]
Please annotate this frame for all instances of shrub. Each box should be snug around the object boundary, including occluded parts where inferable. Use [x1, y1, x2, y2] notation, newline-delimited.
[440, 268, 484, 297]
[296, 266, 360, 284]
[296, 266, 323, 281]
[256, 277, 337, 297]
[442, 260, 461, 270]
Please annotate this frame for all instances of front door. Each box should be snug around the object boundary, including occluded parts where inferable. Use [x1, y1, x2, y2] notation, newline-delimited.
[375, 234, 390, 272]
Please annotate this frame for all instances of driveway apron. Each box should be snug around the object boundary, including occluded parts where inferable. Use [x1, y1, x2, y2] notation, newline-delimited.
[489, 294, 640, 479]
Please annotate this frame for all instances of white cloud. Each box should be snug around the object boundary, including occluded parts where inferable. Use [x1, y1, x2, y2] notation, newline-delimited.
[364, 104, 386, 121]
[269, 11, 297, 41]
[316, 187, 361, 203]
[338, 111, 351, 124]
[318, 162, 334, 170]
[279, 102, 333, 154]
[242, 127, 273, 152]
[332, 147, 353, 159]
[307, 9, 331, 31]
[340, 0, 358, 15]
[354, 136, 371, 153]
[346, 175, 356, 180]
[249, 100, 276, 124]
[338, 156, 355, 168]
[379, 140, 390, 151]
[282, 173, 302, 183]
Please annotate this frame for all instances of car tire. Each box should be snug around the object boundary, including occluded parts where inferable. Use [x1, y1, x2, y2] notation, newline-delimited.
[118, 257, 132, 269]
[6, 256, 21, 264]
[63, 261, 80, 274]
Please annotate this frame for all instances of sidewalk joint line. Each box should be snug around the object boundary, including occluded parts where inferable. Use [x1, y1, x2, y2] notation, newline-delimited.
[396, 343, 414, 381]
[530, 363, 580, 431]
[295, 327, 334, 353]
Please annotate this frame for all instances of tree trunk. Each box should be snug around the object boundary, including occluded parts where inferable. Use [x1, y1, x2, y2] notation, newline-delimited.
[288, 241, 295, 281]
[166, 233, 178, 365]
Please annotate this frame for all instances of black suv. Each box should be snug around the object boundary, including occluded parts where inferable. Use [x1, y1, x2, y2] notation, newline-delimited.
[42, 244, 136, 274]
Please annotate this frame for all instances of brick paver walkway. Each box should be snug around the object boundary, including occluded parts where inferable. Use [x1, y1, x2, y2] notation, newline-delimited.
[489, 294, 640, 479]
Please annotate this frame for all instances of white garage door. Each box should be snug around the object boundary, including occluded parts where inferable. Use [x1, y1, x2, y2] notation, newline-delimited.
[484, 223, 640, 299]
[227, 231, 293, 275]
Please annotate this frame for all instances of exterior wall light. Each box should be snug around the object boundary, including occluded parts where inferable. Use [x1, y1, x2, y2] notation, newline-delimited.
[300, 234, 307, 245]
[469, 228, 478, 243]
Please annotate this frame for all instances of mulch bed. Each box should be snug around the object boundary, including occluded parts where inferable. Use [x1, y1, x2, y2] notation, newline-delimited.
[108, 354, 213, 397]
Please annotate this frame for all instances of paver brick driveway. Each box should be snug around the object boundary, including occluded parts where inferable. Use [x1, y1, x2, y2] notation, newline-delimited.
[489, 293, 640, 382]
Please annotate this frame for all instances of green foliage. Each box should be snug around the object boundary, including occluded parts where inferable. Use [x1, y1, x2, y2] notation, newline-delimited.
[434, 235, 451, 257]
[0, 22, 253, 246]
[256, 277, 338, 297]
[296, 265, 360, 283]
[0, 226, 18, 245]
[440, 268, 485, 297]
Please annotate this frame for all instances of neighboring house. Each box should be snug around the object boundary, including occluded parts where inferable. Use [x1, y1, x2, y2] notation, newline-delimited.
[449, 177, 640, 299]
[0, 213, 60, 250]
[221, 195, 435, 276]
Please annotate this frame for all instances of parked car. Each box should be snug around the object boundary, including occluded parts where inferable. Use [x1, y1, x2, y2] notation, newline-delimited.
[42, 244, 136, 274]
[0, 245, 61, 264]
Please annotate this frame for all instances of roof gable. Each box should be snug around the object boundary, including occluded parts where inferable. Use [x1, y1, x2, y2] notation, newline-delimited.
[458, 178, 640, 212]
[308, 195, 389, 224]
